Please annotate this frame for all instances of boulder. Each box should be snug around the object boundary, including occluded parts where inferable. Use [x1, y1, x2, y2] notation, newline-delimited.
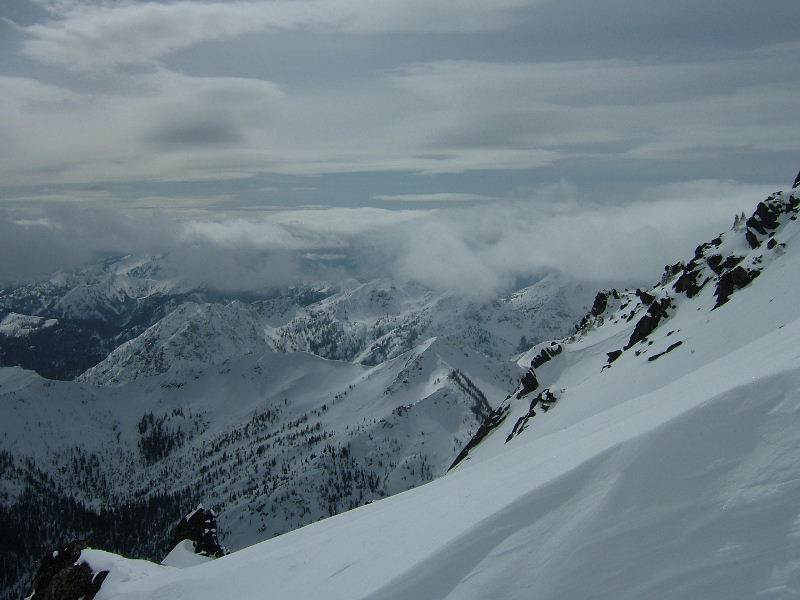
[25, 540, 109, 600]
[167, 505, 228, 560]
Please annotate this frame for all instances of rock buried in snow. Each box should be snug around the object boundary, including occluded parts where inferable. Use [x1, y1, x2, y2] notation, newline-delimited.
[25, 540, 109, 600]
[166, 505, 228, 560]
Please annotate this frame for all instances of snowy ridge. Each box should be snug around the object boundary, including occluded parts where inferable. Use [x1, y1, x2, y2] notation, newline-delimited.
[77, 301, 276, 384]
[452, 181, 800, 464]
[77, 274, 592, 386]
[75, 175, 800, 599]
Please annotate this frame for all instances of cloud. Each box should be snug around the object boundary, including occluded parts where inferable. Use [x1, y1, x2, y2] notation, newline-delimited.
[2, 31, 799, 189]
[17, 0, 543, 71]
[0, 203, 425, 290]
[0, 177, 782, 296]
[372, 193, 496, 202]
[350, 179, 780, 296]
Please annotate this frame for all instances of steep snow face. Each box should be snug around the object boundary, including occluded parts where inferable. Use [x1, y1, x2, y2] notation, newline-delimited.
[85, 181, 800, 600]
[453, 185, 800, 466]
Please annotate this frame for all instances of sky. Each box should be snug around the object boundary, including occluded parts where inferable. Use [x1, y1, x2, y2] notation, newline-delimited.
[1, 0, 798, 292]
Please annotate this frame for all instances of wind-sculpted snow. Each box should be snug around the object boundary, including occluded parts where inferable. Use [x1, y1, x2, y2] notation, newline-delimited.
[73, 176, 800, 600]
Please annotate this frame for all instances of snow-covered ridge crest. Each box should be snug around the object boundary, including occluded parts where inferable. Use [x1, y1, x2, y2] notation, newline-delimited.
[452, 176, 800, 465]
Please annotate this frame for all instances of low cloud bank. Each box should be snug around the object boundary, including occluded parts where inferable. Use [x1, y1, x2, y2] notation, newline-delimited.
[0, 179, 777, 296]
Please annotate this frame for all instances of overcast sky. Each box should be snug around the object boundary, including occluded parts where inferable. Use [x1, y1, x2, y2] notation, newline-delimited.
[1, 0, 798, 290]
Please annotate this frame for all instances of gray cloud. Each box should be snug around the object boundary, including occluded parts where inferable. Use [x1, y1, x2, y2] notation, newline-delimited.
[350, 180, 780, 296]
[147, 117, 243, 148]
[0, 178, 775, 298]
[0, 0, 797, 233]
[16, 0, 544, 71]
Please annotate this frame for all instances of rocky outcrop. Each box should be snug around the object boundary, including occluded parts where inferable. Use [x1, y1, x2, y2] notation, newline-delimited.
[505, 388, 559, 443]
[625, 297, 671, 349]
[713, 265, 761, 308]
[516, 370, 539, 399]
[575, 290, 619, 333]
[744, 192, 800, 249]
[167, 505, 228, 559]
[25, 541, 109, 600]
[530, 343, 563, 369]
[448, 403, 511, 470]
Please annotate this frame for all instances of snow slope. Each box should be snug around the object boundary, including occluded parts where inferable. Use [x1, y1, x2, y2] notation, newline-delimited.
[85, 180, 800, 599]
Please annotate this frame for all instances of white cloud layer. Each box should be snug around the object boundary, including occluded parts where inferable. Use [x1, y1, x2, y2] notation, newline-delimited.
[0, 180, 777, 295]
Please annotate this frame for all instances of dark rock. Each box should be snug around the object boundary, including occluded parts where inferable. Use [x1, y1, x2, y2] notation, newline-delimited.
[705, 254, 723, 274]
[606, 349, 623, 364]
[505, 389, 558, 443]
[625, 297, 671, 349]
[575, 290, 617, 333]
[745, 196, 785, 248]
[590, 292, 608, 317]
[767, 238, 777, 249]
[635, 289, 655, 306]
[647, 340, 683, 362]
[714, 266, 761, 309]
[530, 343, 563, 369]
[516, 370, 539, 399]
[449, 403, 511, 470]
[26, 540, 109, 600]
[793, 170, 800, 189]
[745, 229, 760, 249]
[672, 257, 713, 298]
[167, 505, 228, 559]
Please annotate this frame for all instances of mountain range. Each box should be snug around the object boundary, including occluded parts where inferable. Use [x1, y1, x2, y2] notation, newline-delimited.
[0, 258, 594, 598]
[19, 171, 800, 600]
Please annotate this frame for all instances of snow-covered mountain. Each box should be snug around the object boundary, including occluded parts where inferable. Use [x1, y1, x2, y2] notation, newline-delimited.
[1, 261, 593, 598]
[76, 274, 591, 386]
[64, 174, 800, 599]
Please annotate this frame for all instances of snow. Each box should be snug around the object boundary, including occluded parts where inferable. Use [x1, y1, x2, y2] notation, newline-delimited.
[83, 187, 800, 599]
[0, 312, 57, 337]
[6, 187, 800, 599]
[91, 330, 800, 598]
[161, 541, 213, 568]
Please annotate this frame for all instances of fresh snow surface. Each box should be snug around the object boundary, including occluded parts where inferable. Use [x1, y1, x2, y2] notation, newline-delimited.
[160, 541, 213, 569]
[88, 186, 800, 599]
